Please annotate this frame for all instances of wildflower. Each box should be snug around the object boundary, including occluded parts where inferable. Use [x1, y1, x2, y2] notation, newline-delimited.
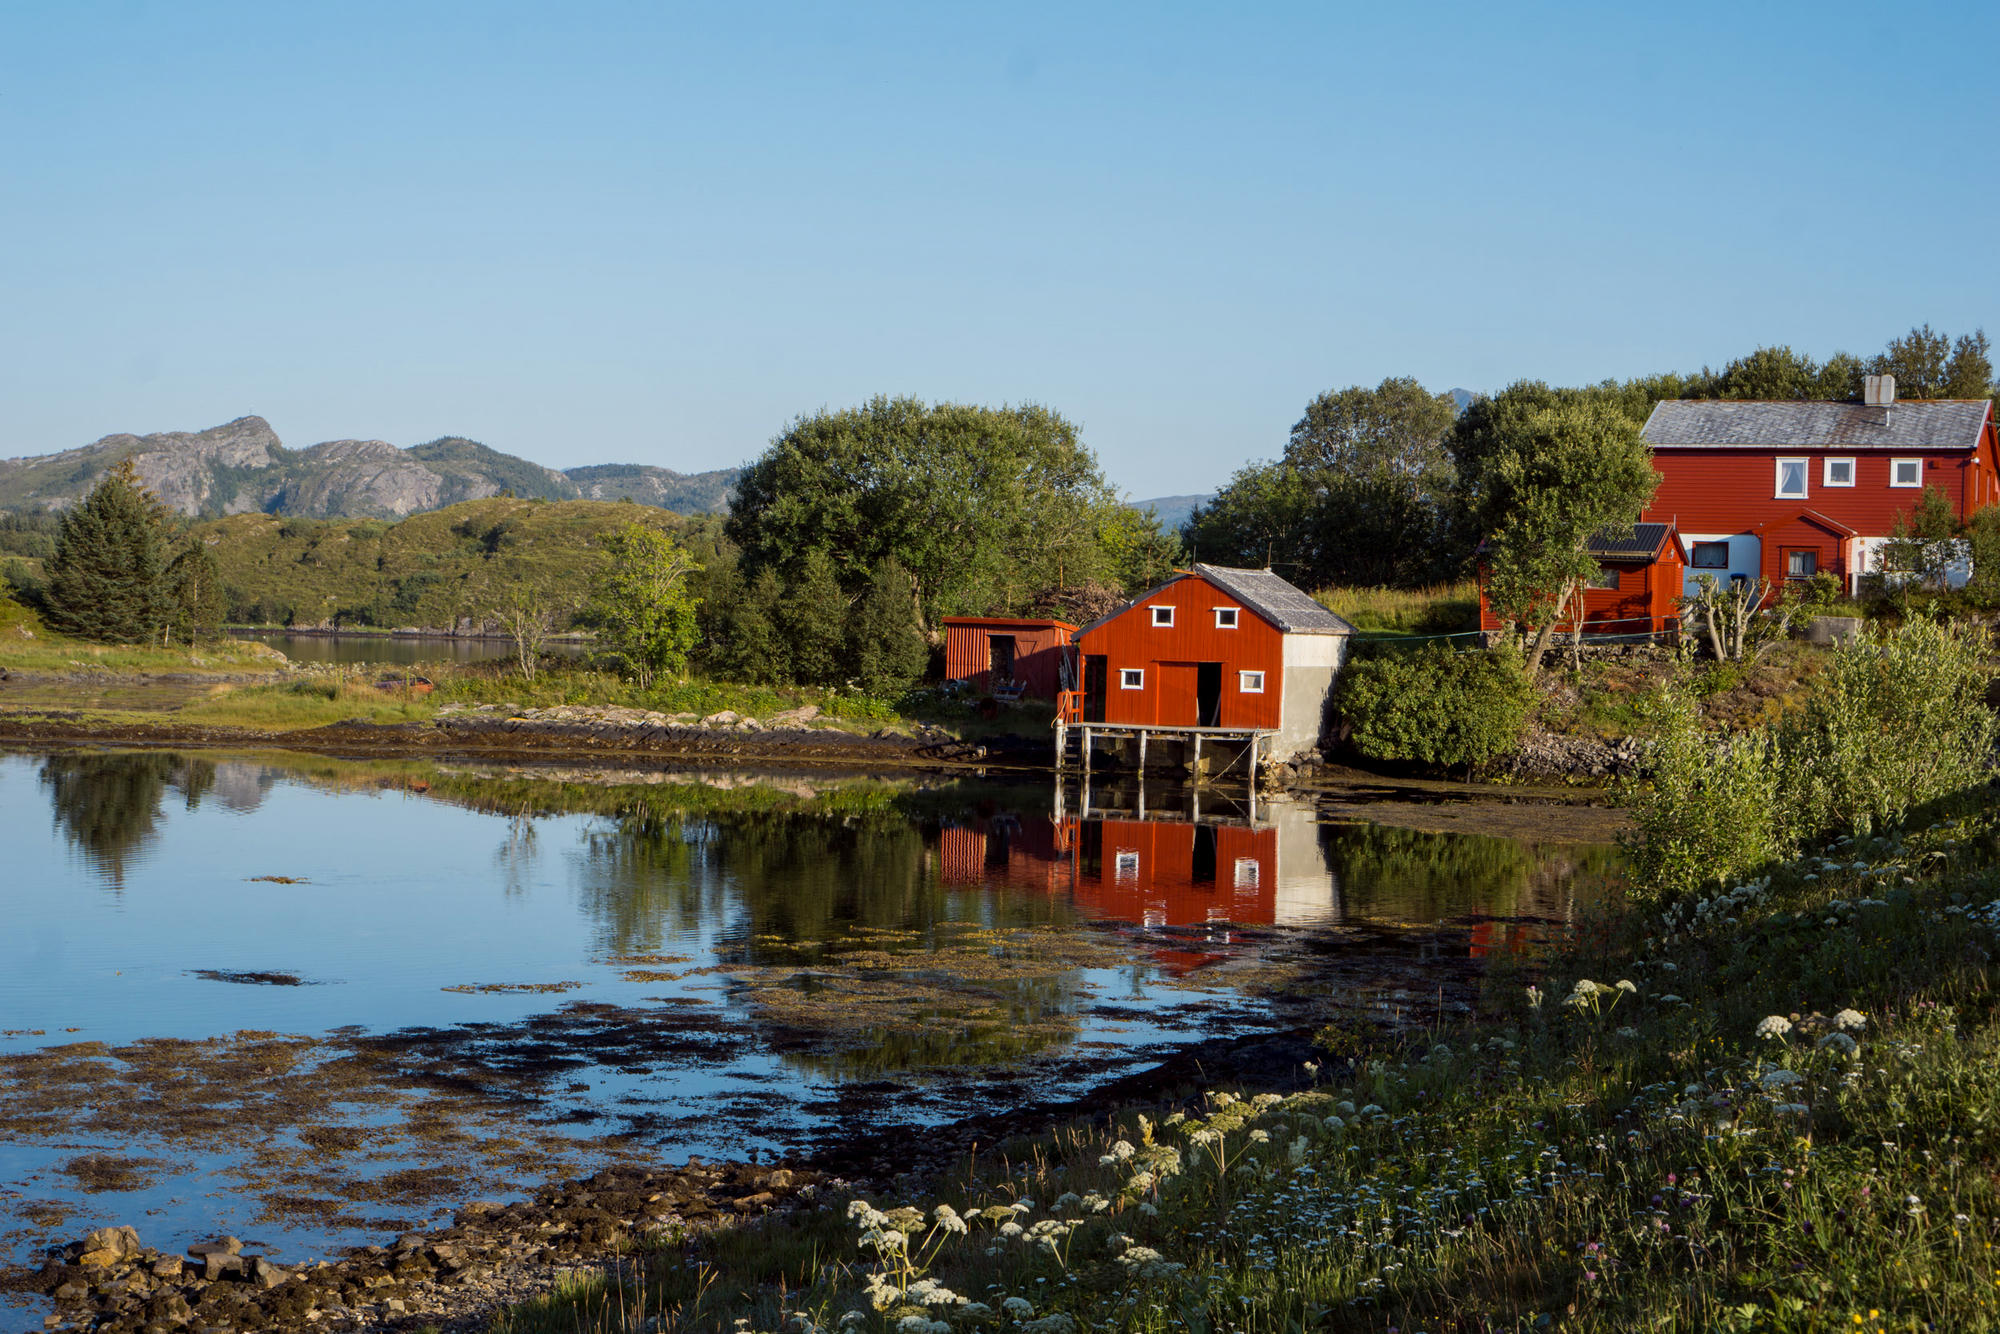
[1335, 1101, 1357, 1116]
[1816, 1032, 1860, 1057]
[1615, 1026, 1640, 1040]
[1138, 1201, 1158, 1216]
[1288, 1138, 1307, 1165]
[1754, 1015, 1793, 1041]
[1001, 1298, 1034, 1318]
[1099, 1140, 1136, 1165]
[932, 1203, 968, 1235]
[1759, 1069, 1805, 1090]
[907, 1279, 959, 1306]
[1525, 985, 1544, 1010]
[1775, 1103, 1810, 1116]
[838, 1314, 868, 1331]
[1249, 1129, 1270, 1144]
[1834, 1009, 1867, 1031]
[1322, 1115, 1345, 1131]
[1303, 1061, 1320, 1076]
[1051, 1192, 1081, 1213]
[1360, 1104, 1383, 1116]
[1020, 1318, 1076, 1334]
[1658, 994, 1684, 1004]
[960, 1304, 995, 1320]
[1615, 979, 1638, 995]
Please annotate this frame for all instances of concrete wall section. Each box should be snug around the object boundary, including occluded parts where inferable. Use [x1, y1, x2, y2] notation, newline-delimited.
[1276, 633, 1348, 760]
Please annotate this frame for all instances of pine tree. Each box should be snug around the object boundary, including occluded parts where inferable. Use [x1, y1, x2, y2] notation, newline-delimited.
[847, 558, 930, 695]
[45, 460, 172, 643]
[166, 541, 226, 645]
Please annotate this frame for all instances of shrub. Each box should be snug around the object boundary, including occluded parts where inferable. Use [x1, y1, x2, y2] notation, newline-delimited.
[1336, 645, 1532, 770]
[1619, 678, 1781, 897]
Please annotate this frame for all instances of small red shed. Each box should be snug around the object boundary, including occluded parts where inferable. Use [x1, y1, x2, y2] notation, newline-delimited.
[1067, 564, 1353, 763]
[941, 616, 1077, 700]
[1478, 523, 1686, 640]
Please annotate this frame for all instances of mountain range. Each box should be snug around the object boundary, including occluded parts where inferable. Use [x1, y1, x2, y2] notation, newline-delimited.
[0, 416, 742, 519]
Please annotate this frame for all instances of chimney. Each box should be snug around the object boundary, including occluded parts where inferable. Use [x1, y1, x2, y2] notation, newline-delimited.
[1864, 374, 1897, 406]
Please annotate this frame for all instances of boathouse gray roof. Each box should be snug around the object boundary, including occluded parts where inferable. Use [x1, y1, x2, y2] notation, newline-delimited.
[1641, 399, 1992, 452]
[1188, 564, 1356, 635]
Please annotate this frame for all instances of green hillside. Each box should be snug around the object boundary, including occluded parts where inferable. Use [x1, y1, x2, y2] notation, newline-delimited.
[196, 497, 722, 629]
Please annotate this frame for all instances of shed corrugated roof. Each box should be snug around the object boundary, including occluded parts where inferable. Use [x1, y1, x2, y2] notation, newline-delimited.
[1584, 523, 1674, 560]
[1641, 399, 1990, 452]
[1190, 564, 1356, 635]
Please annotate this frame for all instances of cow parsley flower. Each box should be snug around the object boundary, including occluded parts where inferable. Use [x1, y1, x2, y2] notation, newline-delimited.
[1001, 1297, 1034, 1318]
[1754, 1015, 1793, 1041]
[1816, 1032, 1860, 1056]
[1759, 1069, 1805, 1090]
[1834, 1009, 1867, 1031]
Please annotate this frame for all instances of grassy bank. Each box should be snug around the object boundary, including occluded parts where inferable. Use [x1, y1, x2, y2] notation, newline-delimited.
[490, 786, 2000, 1334]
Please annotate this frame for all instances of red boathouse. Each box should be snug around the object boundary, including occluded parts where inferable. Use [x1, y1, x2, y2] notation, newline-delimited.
[941, 616, 1077, 700]
[1477, 523, 1687, 640]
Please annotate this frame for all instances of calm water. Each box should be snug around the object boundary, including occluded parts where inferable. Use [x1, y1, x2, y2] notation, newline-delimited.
[227, 630, 589, 665]
[0, 749, 1618, 1272]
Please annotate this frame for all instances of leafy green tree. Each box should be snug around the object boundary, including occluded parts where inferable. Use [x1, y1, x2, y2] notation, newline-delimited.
[1452, 388, 1659, 675]
[777, 548, 850, 687]
[847, 558, 930, 695]
[727, 397, 1116, 638]
[1964, 508, 2000, 609]
[1877, 484, 1962, 590]
[1185, 460, 1319, 574]
[1711, 345, 1863, 401]
[44, 459, 173, 643]
[1336, 645, 1532, 770]
[1869, 324, 1994, 399]
[702, 563, 792, 684]
[165, 541, 226, 645]
[581, 522, 702, 688]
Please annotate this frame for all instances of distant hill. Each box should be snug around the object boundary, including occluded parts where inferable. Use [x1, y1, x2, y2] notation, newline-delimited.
[0, 416, 742, 520]
[1450, 387, 1479, 413]
[1128, 493, 1211, 532]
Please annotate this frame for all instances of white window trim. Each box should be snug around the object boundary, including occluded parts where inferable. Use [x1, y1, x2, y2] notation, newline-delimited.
[1690, 541, 1731, 570]
[1775, 457, 1809, 499]
[1115, 850, 1140, 881]
[1119, 668, 1144, 690]
[1823, 457, 1855, 487]
[1214, 606, 1240, 628]
[1233, 857, 1260, 888]
[1150, 605, 1175, 627]
[1238, 670, 1265, 693]
[1890, 457, 1923, 488]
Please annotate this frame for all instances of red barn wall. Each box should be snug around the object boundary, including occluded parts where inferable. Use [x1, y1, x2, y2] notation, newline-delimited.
[1645, 447, 1994, 534]
[1073, 820, 1277, 927]
[1477, 554, 1681, 635]
[1075, 575, 1284, 729]
[942, 619, 1075, 699]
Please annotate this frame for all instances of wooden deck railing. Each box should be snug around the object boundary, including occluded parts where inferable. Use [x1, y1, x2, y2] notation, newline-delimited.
[1055, 690, 1086, 726]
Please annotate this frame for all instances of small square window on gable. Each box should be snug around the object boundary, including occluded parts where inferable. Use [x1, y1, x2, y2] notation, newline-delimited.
[1775, 457, 1809, 499]
[1119, 668, 1144, 689]
[1150, 605, 1174, 627]
[1238, 670, 1265, 693]
[1824, 457, 1855, 487]
[1214, 606, 1240, 628]
[1891, 458, 1923, 488]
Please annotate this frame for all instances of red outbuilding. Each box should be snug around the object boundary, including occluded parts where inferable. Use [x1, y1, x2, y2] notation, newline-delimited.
[1477, 523, 1687, 640]
[941, 616, 1077, 700]
[1064, 564, 1353, 767]
[1640, 379, 2000, 595]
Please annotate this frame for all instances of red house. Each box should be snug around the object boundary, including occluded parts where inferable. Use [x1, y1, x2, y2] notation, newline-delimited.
[1477, 523, 1687, 639]
[941, 616, 1077, 700]
[1067, 564, 1354, 764]
[1640, 379, 2000, 595]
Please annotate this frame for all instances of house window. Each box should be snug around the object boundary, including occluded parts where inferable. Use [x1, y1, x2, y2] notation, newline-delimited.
[1233, 857, 1260, 889]
[1239, 670, 1265, 693]
[1150, 605, 1175, 627]
[1786, 550, 1818, 579]
[1588, 565, 1620, 591]
[1115, 851, 1140, 881]
[1214, 607, 1239, 628]
[1691, 541, 1730, 568]
[1891, 458, 1923, 488]
[1119, 668, 1144, 690]
[1824, 457, 1855, 487]
[1775, 457, 1809, 498]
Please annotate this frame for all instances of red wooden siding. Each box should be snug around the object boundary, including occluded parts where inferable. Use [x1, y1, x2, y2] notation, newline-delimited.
[1074, 820, 1277, 929]
[1074, 575, 1284, 729]
[941, 617, 1076, 699]
[1477, 542, 1684, 636]
[1645, 426, 2000, 535]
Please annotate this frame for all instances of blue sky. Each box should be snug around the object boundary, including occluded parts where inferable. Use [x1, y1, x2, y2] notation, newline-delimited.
[2, 2, 1995, 496]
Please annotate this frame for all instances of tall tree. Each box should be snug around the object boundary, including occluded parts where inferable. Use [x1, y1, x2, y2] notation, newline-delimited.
[164, 541, 226, 645]
[727, 397, 1116, 638]
[44, 459, 172, 643]
[580, 523, 702, 688]
[777, 549, 850, 688]
[847, 558, 931, 695]
[1453, 387, 1659, 675]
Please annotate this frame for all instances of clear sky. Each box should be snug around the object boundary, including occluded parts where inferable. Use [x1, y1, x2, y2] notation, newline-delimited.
[3, 2, 1995, 497]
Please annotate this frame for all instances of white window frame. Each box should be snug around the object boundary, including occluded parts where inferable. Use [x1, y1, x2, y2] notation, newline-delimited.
[1775, 457, 1809, 499]
[1115, 850, 1140, 881]
[1689, 541, 1730, 570]
[1238, 670, 1265, 693]
[1214, 606, 1240, 628]
[1588, 565, 1620, 591]
[1119, 667, 1144, 690]
[1150, 605, 1175, 627]
[1890, 457, 1923, 488]
[1233, 857, 1260, 888]
[1823, 457, 1855, 487]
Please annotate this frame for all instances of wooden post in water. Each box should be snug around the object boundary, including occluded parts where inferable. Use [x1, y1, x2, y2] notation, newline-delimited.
[1138, 730, 1147, 772]
[1192, 733, 1203, 778]
[1082, 727, 1093, 779]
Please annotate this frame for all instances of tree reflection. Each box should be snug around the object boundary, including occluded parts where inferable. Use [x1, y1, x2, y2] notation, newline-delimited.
[39, 752, 206, 888]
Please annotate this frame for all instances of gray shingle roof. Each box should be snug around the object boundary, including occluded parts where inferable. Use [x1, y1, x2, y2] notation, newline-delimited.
[1585, 523, 1675, 560]
[1642, 399, 1990, 452]
[1191, 564, 1356, 635]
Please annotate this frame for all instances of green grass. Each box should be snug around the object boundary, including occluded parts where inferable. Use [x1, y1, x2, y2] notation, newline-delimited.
[0, 609, 287, 677]
[490, 787, 2000, 1334]
[1315, 581, 1481, 639]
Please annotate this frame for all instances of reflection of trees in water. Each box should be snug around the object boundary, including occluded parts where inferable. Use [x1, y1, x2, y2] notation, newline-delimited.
[39, 753, 216, 888]
[1322, 822, 1622, 923]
